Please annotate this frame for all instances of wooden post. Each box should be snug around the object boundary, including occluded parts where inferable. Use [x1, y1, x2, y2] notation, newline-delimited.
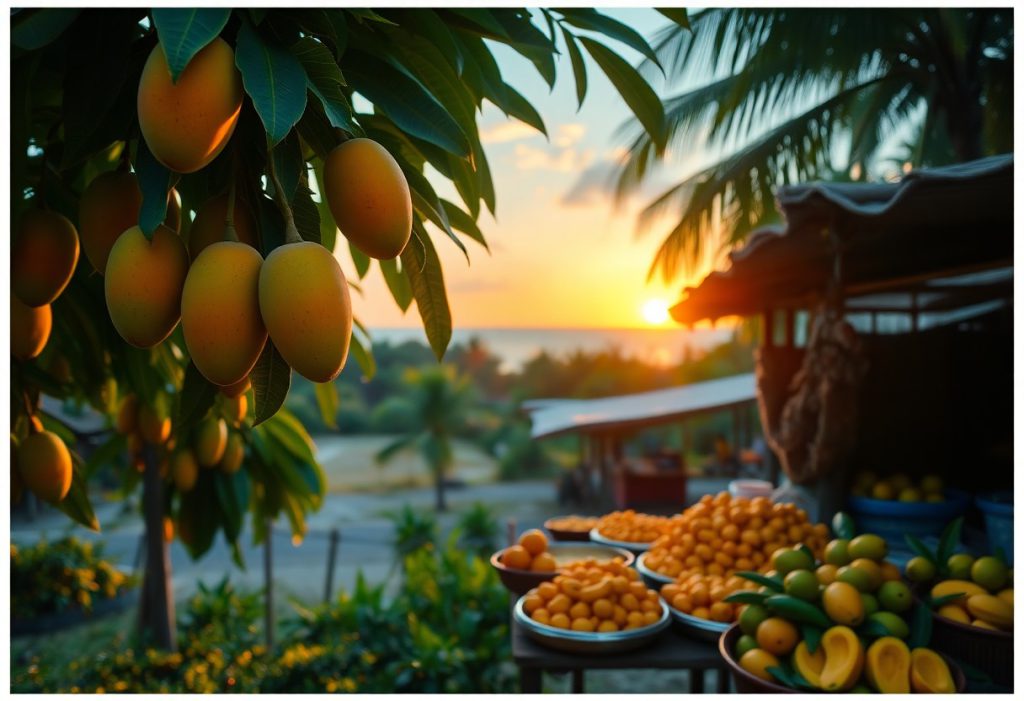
[138, 444, 176, 651]
[264, 518, 274, 650]
[324, 528, 340, 604]
[506, 518, 517, 547]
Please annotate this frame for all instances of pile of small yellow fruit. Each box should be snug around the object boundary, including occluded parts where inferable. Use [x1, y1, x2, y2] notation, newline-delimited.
[852, 471, 946, 502]
[660, 572, 757, 623]
[594, 510, 671, 544]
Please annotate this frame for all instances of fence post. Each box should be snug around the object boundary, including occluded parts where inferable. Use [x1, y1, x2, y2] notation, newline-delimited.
[263, 518, 274, 650]
[324, 528, 340, 604]
[506, 518, 517, 547]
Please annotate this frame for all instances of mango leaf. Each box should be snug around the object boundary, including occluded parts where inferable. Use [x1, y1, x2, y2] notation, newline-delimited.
[312, 162, 338, 252]
[904, 534, 939, 567]
[346, 51, 470, 157]
[723, 590, 769, 605]
[11, 8, 80, 50]
[57, 453, 100, 531]
[314, 382, 339, 429]
[152, 8, 231, 82]
[176, 362, 218, 438]
[291, 36, 356, 132]
[215, 469, 250, 544]
[857, 619, 892, 638]
[235, 21, 308, 146]
[251, 341, 291, 426]
[441, 199, 488, 250]
[263, 409, 317, 465]
[765, 666, 798, 690]
[578, 37, 665, 151]
[802, 625, 823, 654]
[927, 593, 965, 608]
[291, 182, 322, 244]
[297, 95, 344, 159]
[937, 517, 964, 565]
[85, 434, 127, 478]
[271, 132, 303, 200]
[401, 223, 452, 361]
[380, 257, 413, 312]
[561, 27, 588, 109]
[832, 511, 856, 540]
[736, 571, 785, 592]
[346, 8, 396, 25]
[656, 7, 690, 29]
[349, 326, 376, 380]
[559, 8, 662, 67]
[178, 472, 219, 559]
[907, 600, 933, 650]
[135, 141, 175, 239]
[403, 9, 462, 73]
[494, 81, 547, 137]
[348, 242, 370, 279]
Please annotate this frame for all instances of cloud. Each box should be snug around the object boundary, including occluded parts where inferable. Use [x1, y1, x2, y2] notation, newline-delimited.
[479, 119, 540, 144]
[514, 143, 595, 173]
[554, 123, 586, 148]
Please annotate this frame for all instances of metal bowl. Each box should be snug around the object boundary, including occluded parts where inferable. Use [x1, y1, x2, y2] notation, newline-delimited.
[635, 551, 675, 590]
[544, 517, 598, 542]
[491, 543, 636, 596]
[589, 527, 654, 554]
[669, 607, 729, 643]
[514, 595, 670, 654]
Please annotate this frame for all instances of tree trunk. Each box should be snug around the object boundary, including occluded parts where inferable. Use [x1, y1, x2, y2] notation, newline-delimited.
[138, 445, 176, 651]
[434, 470, 447, 512]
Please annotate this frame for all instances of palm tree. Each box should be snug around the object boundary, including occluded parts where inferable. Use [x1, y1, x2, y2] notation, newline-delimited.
[614, 9, 1013, 282]
[376, 365, 476, 511]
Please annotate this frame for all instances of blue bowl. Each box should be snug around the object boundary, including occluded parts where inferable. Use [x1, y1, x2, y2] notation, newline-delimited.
[976, 492, 1013, 565]
[848, 489, 971, 544]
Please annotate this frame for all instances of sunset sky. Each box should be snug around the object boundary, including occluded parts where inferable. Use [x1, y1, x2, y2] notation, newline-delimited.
[337, 9, 725, 331]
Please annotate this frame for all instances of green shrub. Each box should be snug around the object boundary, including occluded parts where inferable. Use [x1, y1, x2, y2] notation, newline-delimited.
[11, 538, 138, 619]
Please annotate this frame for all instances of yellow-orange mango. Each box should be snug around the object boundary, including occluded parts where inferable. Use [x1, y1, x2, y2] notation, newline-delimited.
[182, 241, 266, 385]
[12, 209, 80, 306]
[172, 449, 199, 492]
[105, 224, 189, 348]
[116, 394, 138, 434]
[17, 430, 72, 503]
[138, 404, 172, 445]
[195, 417, 227, 467]
[259, 241, 352, 382]
[187, 193, 259, 259]
[137, 38, 243, 173]
[220, 377, 250, 399]
[323, 138, 412, 259]
[11, 297, 51, 360]
[219, 432, 244, 474]
[78, 171, 180, 273]
[225, 393, 247, 426]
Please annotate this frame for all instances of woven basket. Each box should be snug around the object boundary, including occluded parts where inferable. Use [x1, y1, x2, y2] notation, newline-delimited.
[928, 609, 1013, 687]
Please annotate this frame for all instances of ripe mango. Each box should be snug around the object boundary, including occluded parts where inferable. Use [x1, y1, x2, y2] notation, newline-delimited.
[195, 417, 227, 467]
[792, 640, 825, 688]
[137, 38, 242, 173]
[187, 193, 259, 259]
[823, 581, 865, 626]
[259, 241, 352, 382]
[910, 648, 956, 693]
[220, 377, 250, 399]
[116, 394, 138, 435]
[172, 449, 199, 492]
[182, 241, 267, 386]
[819, 626, 864, 692]
[17, 430, 72, 503]
[138, 404, 171, 445]
[323, 138, 412, 260]
[105, 224, 189, 348]
[864, 637, 911, 693]
[966, 594, 1013, 629]
[225, 393, 247, 426]
[936, 604, 970, 624]
[12, 208, 79, 306]
[931, 579, 987, 605]
[219, 432, 244, 474]
[11, 296, 51, 360]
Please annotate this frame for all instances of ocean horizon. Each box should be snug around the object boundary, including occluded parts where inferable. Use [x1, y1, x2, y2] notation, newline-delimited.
[367, 325, 736, 372]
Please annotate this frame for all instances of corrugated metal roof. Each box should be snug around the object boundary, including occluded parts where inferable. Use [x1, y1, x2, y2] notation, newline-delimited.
[529, 373, 756, 439]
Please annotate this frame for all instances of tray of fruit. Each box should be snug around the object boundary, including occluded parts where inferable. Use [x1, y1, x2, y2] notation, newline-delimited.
[718, 521, 967, 693]
[491, 529, 635, 595]
[635, 551, 674, 589]
[659, 572, 756, 642]
[544, 515, 599, 542]
[589, 510, 670, 553]
[515, 559, 670, 654]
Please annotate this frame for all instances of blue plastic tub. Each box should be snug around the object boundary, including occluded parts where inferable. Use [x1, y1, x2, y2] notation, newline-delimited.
[976, 492, 1013, 565]
[847, 489, 970, 546]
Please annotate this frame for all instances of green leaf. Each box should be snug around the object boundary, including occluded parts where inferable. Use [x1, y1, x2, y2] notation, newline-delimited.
[494, 81, 547, 137]
[271, 131, 303, 200]
[291, 182, 322, 244]
[251, 340, 292, 426]
[765, 666, 797, 690]
[907, 600, 933, 650]
[832, 511, 857, 540]
[723, 591, 769, 605]
[348, 326, 376, 380]
[736, 571, 785, 592]
[136, 141, 175, 239]
[441, 199, 488, 250]
[904, 534, 939, 567]
[312, 161, 338, 252]
[152, 8, 231, 82]
[291, 36, 356, 132]
[56, 453, 100, 531]
[349, 242, 370, 278]
[655, 7, 690, 29]
[857, 619, 892, 638]
[215, 469, 249, 543]
[297, 96, 344, 159]
[561, 28, 588, 109]
[176, 362, 218, 438]
[802, 625, 823, 654]
[558, 8, 662, 68]
[346, 8, 396, 25]
[380, 257, 413, 312]
[314, 382, 339, 429]
[85, 434, 127, 478]
[346, 51, 470, 157]
[235, 21, 308, 146]
[927, 593, 965, 608]
[11, 8, 80, 50]
[937, 517, 964, 565]
[401, 223, 452, 361]
[577, 36, 665, 150]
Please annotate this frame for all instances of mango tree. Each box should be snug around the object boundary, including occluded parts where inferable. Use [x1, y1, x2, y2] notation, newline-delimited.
[9, 7, 680, 649]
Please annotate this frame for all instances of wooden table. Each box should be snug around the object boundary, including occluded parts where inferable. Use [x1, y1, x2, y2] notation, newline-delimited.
[512, 619, 729, 693]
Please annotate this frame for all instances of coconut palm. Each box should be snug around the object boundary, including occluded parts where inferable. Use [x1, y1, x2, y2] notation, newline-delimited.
[615, 8, 1014, 282]
[376, 366, 476, 511]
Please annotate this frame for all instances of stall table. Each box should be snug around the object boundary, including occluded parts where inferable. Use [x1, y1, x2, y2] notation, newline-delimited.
[512, 618, 728, 693]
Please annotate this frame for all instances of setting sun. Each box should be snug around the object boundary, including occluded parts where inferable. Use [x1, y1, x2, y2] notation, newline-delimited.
[641, 298, 671, 326]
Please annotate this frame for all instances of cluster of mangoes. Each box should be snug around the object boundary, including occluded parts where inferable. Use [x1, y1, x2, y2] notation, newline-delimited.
[731, 535, 957, 692]
[594, 509, 671, 543]
[644, 492, 828, 579]
[522, 558, 663, 633]
[906, 551, 1013, 631]
[852, 471, 946, 503]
